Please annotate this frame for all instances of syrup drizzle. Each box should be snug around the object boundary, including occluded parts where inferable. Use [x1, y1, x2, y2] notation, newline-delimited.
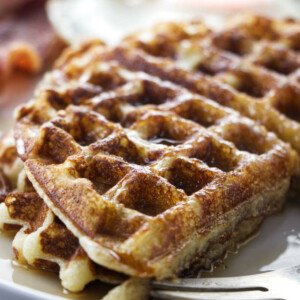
[148, 137, 185, 146]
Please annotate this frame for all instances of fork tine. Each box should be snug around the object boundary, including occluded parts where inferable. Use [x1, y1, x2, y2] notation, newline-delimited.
[151, 290, 285, 300]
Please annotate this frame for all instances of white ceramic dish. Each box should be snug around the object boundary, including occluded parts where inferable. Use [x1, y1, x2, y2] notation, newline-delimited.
[1, 1, 300, 298]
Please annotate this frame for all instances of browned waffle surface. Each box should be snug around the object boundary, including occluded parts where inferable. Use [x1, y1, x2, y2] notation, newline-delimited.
[10, 38, 296, 281]
[116, 14, 300, 156]
[0, 130, 149, 297]
[0, 133, 127, 293]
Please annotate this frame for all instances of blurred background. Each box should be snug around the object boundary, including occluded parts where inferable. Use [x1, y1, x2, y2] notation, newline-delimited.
[0, 0, 300, 131]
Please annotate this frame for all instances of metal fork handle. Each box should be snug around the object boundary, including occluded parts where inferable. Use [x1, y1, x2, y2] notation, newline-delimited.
[151, 290, 284, 300]
[151, 274, 279, 300]
[151, 265, 300, 300]
[152, 265, 300, 292]
[152, 273, 268, 292]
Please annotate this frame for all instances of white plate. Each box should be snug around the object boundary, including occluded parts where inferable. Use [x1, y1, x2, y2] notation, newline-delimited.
[1, 1, 300, 298]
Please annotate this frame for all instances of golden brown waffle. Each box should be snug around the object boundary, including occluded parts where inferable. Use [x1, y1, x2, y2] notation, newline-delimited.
[0, 133, 127, 293]
[116, 14, 300, 156]
[12, 39, 297, 283]
[0, 15, 298, 299]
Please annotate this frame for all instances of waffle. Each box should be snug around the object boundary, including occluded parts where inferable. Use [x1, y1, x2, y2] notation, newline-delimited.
[0, 133, 128, 293]
[116, 14, 300, 156]
[0, 15, 298, 299]
[12, 39, 297, 284]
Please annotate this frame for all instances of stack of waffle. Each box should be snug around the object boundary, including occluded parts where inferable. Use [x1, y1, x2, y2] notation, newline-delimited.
[0, 14, 299, 299]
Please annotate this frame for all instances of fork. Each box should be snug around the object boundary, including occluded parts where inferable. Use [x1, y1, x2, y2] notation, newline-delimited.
[151, 264, 300, 300]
